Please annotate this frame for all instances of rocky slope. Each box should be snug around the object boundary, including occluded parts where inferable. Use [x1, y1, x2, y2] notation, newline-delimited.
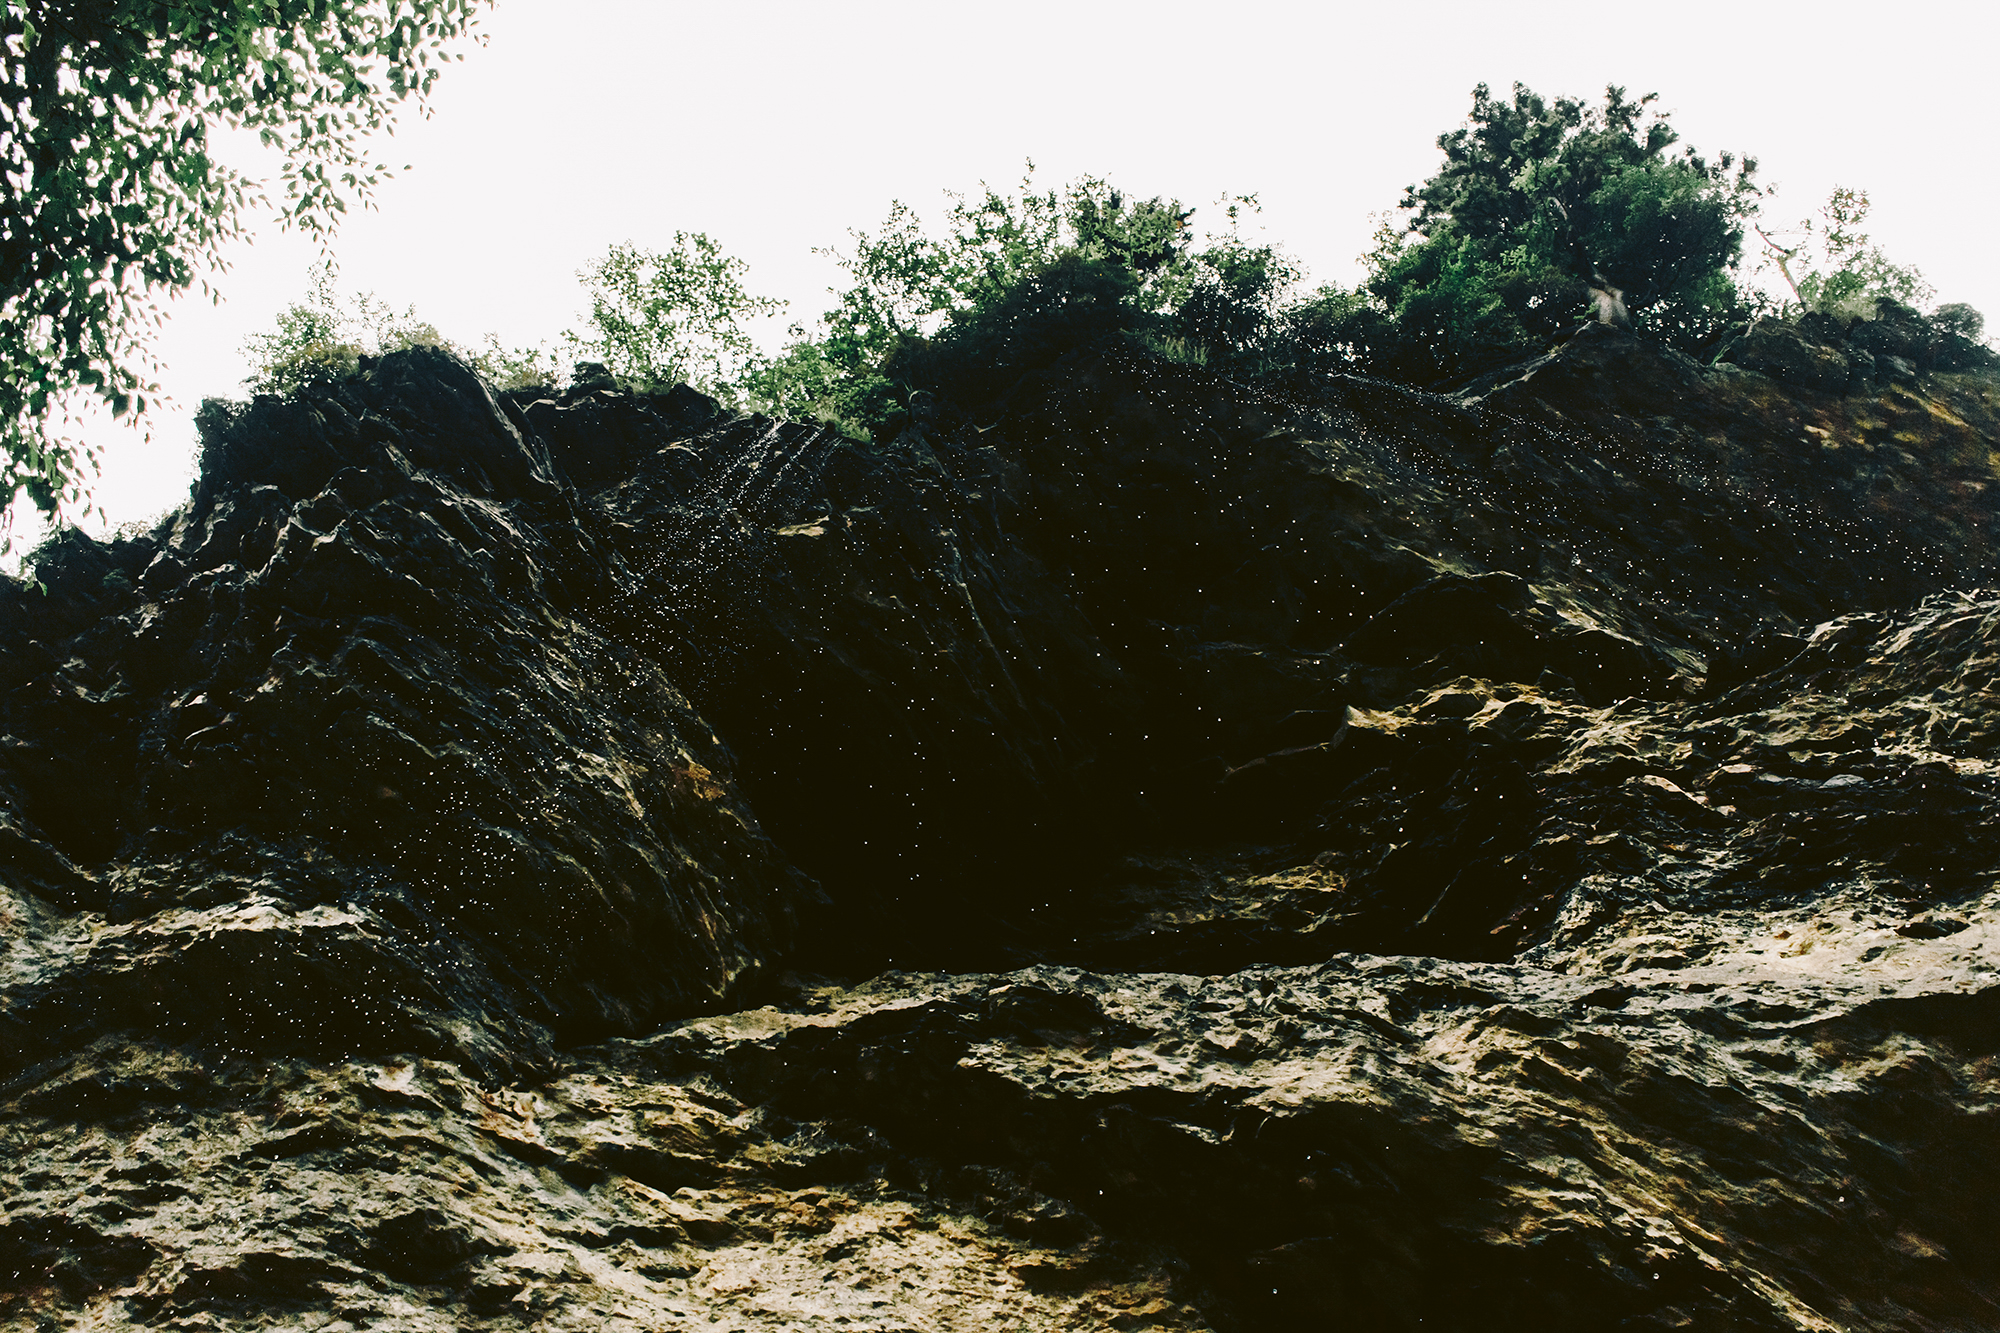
[4, 325, 2000, 1329]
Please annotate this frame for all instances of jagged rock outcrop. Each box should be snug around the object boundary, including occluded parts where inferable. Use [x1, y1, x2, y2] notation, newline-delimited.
[1, 352, 810, 1078]
[4, 329, 2000, 1329]
[1713, 298, 1995, 394]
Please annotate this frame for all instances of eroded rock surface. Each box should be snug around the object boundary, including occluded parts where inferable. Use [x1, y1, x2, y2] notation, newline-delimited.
[4, 332, 2000, 1329]
[1, 352, 809, 1077]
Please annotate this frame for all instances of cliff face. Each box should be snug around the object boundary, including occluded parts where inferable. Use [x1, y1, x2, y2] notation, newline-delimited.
[0, 355, 811, 1079]
[4, 329, 2000, 1330]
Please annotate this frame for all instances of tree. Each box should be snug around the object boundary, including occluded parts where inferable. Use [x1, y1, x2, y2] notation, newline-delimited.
[564, 235, 784, 400]
[1163, 196, 1302, 363]
[738, 167, 1295, 436]
[242, 237, 778, 410]
[741, 167, 1143, 434]
[1756, 186, 1932, 317]
[1366, 82, 1760, 381]
[1933, 303, 1985, 345]
[239, 261, 369, 396]
[1, 0, 487, 521]
[242, 259, 563, 396]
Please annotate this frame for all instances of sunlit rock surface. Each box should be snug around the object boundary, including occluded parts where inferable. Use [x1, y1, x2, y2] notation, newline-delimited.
[4, 333, 2000, 1329]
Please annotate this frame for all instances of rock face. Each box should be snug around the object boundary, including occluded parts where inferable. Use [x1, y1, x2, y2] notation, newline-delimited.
[1, 354, 809, 1078]
[4, 331, 2000, 1329]
[1714, 298, 1995, 394]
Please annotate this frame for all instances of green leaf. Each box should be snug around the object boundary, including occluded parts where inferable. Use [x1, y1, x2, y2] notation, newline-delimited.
[0, 0, 491, 519]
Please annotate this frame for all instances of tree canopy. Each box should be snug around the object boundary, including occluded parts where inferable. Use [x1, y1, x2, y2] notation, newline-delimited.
[230, 81, 1987, 438]
[1359, 82, 1761, 381]
[1, 0, 486, 521]
[1756, 186, 1932, 318]
[563, 235, 784, 397]
[734, 168, 1297, 437]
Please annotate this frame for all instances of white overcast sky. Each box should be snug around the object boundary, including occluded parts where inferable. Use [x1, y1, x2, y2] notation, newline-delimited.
[22, 0, 1998, 548]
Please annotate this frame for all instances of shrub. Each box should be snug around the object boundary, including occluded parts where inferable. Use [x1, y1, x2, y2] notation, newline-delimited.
[1933, 303, 1987, 345]
[562, 235, 783, 400]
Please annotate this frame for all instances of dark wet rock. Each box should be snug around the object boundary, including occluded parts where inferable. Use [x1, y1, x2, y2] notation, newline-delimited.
[2, 349, 809, 1077]
[1846, 305, 1930, 365]
[3, 332, 2000, 1330]
[1879, 353, 1921, 386]
[517, 378, 724, 495]
[1715, 299, 1998, 390]
[1336, 571, 1672, 706]
[642, 954, 2000, 1331]
[1720, 318, 1851, 392]
[596, 415, 1157, 973]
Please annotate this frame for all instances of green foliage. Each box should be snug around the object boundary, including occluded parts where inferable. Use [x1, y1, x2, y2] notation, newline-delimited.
[1358, 231, 1579, 381]
[1, 0, 488, 522]
[253, 232, 790, 406]
[807, 168, 1188, 346]
[242, 262, 560, 397]
[1758, 187, 1932, 318]
[241, 262, 472, 395]
[469, 335, 563, 392]
[1362, 82, 1760, 381]
[882, 252, 1143, 423]
[239, 262, 365, 395]
[564, 235, 784, 400]
[1933, 303, 1986, 345]
[735, 333, 878, 432]
[1167, 201, 1304, 363]
[743, 167, 1296, 436]
[1267, 284, 1395, 375]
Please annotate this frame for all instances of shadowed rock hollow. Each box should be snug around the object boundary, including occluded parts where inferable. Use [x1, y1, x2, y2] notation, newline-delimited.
[4, 327, 2000, 1330]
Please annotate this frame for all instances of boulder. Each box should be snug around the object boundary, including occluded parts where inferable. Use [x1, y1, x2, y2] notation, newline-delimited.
[1879, 353, 1920, 386]
[1720, 317, 1851, 392]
